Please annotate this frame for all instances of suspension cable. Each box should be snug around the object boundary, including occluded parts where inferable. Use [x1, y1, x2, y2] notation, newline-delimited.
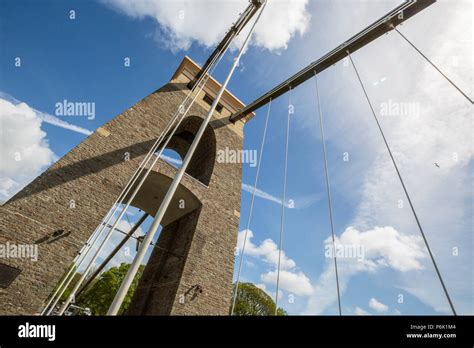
[274, 88, 291, 315]
[392, 26, 473, 104]
[230, 99, 272, 315]
[347, 51, 457, 316]
[313, 73, 342, 316]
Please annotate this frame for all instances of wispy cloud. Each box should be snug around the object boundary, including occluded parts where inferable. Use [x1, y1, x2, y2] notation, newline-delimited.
[241, 183, 323, 209]
[35, 110, 92, 136]
[241, 183, 287, 207]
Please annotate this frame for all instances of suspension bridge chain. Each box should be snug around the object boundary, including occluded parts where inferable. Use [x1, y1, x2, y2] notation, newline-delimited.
[347, 51, 457, 316]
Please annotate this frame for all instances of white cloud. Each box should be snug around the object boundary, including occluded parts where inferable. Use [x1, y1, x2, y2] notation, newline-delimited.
[261, 269, 313, 296]
[102, 0, 310, 52]
[237, 229, 296, 270]
[368, 298, 389, 313]
[237, 229, 314, 299]
[237, 225, 423, 307]
[332, 226, 427, 273]
[305, 225, 427, 314]
[0, 94, 93, 202]
[0, 99, 56, 201]
[354, 307, 370, 316]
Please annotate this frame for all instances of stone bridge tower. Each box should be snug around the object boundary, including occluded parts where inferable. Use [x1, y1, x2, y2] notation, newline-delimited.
[0, 56, 252, 315]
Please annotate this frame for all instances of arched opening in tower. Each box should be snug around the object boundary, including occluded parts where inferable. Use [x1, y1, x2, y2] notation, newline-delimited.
[155, 115, 216, 187]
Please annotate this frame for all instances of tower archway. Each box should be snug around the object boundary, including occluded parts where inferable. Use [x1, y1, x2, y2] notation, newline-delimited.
[158, 115, 216, 186]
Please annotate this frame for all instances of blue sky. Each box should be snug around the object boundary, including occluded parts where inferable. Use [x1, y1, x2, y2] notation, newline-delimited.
[1, 0, 472, 315]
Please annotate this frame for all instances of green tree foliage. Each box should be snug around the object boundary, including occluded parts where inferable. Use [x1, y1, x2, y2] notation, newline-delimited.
[77, 263, 144, 315]
[230, 282, 287, 316]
